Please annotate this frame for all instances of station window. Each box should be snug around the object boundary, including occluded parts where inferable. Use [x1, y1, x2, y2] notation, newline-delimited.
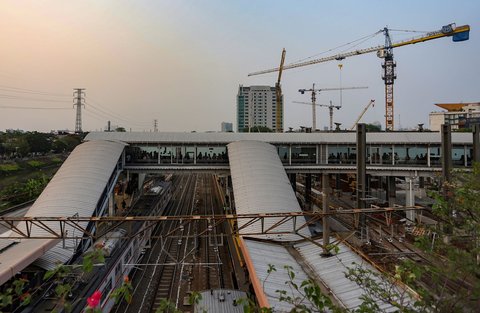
[291, 146, 316, 164]
[429, 146, 441, 166]
[452, 145, 466, 167]
[328, 145, 356, 164]
[101, 278, 113, 305]
[115, 262, 122, 278]
[124, 247, 132, 264]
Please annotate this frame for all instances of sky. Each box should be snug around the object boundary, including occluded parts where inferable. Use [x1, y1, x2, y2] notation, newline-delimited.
[0, 0, 478, 132]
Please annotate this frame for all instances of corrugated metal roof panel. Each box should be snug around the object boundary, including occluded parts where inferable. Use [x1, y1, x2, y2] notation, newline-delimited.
[195, 289, 247, 313]
[244, 239, 311, 312]
[0, 239, 17, 252]
[228, 141, 309, 241]
[84, 131, 473, 145]
[294, 239, 407, 311]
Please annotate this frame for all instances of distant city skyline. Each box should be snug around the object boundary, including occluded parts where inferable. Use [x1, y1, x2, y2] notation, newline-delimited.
[0, 0, 478, 132]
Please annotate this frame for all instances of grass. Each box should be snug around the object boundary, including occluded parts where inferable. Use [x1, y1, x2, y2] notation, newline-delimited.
[27, 160, 46, 168]
[0, 163, 20, 174]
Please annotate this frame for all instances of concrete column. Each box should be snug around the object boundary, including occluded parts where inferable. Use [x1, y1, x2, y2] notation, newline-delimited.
[386, 176, 396, 207]
[138, 173, 146, 192]
[108, 192, 115, 216]
[356, 124, 367, 234]
[335, 174, 340, 191]
[419, 176, 425, 188]
[305, 173, 312, 205]
[406, 177, 416, 222]
[322, 173, 330, 253]
[289, 173, 296, 192]
[473, 124, 480, 164]
[441, 124, 452, 182]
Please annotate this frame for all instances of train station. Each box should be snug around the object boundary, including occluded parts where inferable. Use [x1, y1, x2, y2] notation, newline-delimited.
[0, 126, 478, 312]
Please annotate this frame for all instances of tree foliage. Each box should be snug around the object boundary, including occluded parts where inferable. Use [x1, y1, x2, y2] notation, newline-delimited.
[242, 126, 273, 133]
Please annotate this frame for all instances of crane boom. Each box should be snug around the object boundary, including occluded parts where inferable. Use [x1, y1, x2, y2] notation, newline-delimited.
[351, 100, 375, 130]
[248, 24, 470, 76]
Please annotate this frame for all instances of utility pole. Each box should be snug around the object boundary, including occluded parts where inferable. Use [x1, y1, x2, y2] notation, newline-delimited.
[73, 88, 85, 133]
[154, 119, 158, 132]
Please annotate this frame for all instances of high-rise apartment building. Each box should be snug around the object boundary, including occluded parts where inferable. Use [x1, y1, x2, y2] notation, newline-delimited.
[221, 122, 233, 132]
[237, 85, 283, 132]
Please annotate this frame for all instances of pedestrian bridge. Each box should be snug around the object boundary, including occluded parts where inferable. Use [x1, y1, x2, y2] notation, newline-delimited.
[85, 131, 475, 176]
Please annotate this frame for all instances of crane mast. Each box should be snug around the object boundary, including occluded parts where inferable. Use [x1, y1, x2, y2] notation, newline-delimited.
[275, 49, 286, 132]
[381, 27, 396, 131]
[248, 23, 470, 131]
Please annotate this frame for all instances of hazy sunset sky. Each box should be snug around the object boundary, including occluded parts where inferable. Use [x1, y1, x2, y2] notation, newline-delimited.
[0, 0, 478, 132]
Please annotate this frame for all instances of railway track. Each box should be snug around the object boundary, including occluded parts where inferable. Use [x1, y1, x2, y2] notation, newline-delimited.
[116, 174, 236, 313]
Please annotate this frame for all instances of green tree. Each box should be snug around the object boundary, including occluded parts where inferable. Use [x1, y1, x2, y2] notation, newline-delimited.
[242, 126, 273, 133]
[53, 135, 82, 153]
[25, 132, 52, 154]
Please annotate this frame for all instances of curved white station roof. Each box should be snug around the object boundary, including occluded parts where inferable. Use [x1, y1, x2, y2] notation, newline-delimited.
[228, 141, 309, 241]
[0, 140, 126, 284]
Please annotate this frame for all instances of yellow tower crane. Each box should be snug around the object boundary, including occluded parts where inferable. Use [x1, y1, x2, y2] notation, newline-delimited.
[248, 23, 470, 131]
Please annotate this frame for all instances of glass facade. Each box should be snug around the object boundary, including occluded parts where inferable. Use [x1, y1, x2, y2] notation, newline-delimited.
[125, 145, 158, 164]
[429, 146, 441, 166]
[196, 146, 228, 164]
[124, 142, 473, 168]
[291, 146, 316, 164]
[452, 145, 466, 167]
[393, 145, 428, 166]
[328, 145, 356, 164]
[277, 146, 289, 164]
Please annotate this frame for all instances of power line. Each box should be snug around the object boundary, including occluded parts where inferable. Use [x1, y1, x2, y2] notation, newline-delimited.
[0, 84, 70, 97]
[84, 105, 151, 129]
[0, 94, 69, 103]
[85, 95, 152, 125]
[0, 106, 71, 110]
[84, 101, 152, 127]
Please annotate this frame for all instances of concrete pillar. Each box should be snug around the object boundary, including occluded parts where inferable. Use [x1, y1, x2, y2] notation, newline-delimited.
[356, 124, 367, 235]
[405, 177, 416, 223]
[386, 176, 396, 207]
[322, 173, 330, 253]
[419, 176, 425, 188]
[305, 173, 312, 205]
[441, 124, 452, 182]
[289, 173, 297, 192]
[138, 173, 146, 192]
[473, 124, 480, 164]
[108, 192, 115, 216]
